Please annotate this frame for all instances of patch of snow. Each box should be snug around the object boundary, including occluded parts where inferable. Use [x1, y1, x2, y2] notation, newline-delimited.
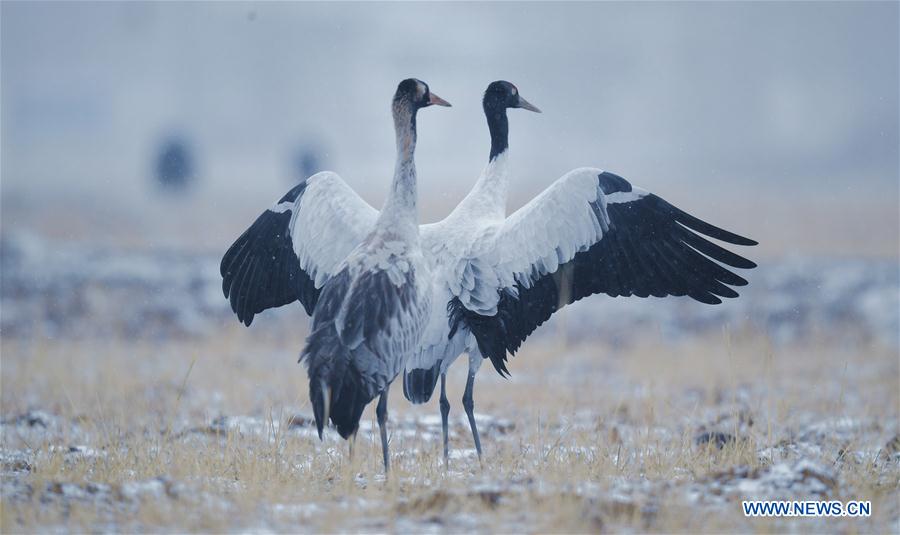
[690, 459, 838, 505]
[269, 502, 324, 518]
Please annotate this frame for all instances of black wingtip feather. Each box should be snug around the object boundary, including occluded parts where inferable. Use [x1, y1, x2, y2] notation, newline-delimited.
[690, 291, 722, 305]
[679, 230, 757, 270]
[219, 202, 321, 326]
[649, 194, 758, 247]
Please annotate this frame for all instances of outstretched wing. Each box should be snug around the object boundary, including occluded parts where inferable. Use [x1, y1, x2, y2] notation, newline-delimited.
[220, 171, 378, 325]
[450, 167, 757, 375]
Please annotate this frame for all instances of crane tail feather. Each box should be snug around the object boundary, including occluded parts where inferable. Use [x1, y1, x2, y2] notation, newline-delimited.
[402, 360, 442, 404]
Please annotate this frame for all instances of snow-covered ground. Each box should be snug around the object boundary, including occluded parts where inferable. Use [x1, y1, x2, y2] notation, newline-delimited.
[1, 231, 898, 532]
[2, 355, 897, 532]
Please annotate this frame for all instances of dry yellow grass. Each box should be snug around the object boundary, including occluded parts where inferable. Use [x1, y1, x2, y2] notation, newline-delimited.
[2, 322, 897, 533]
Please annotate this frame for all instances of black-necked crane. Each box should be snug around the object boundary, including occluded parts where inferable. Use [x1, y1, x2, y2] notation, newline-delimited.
[221, 78, 450, 472]
[402, 81, 757, 465]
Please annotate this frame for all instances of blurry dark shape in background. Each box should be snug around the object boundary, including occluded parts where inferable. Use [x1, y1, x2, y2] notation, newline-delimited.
[154, 136, 196, 192]
[291, 140, 327, 184]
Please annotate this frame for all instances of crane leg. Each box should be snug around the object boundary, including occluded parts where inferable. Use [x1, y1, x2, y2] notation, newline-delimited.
[376, 386, 390, 474]
[439, 374, 450, 467]
[462, 371, 483, 463]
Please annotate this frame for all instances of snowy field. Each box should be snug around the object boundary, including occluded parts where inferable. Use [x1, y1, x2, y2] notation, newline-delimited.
[1, 232, 898, 532]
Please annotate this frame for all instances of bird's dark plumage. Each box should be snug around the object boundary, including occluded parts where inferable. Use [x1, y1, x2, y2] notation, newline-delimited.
[450, 171, 757, 376]
[220, 181, 320, 325]
[402, 359, 442, 403]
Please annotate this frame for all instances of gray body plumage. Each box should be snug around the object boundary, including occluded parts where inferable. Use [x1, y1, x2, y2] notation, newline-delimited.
[295, 79, 440, 451]
[302, 231, 430, 438]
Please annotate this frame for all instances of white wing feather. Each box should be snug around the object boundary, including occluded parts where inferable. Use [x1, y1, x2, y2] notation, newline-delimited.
[291, 171, 379, 287]
[492, 167, 612, 290]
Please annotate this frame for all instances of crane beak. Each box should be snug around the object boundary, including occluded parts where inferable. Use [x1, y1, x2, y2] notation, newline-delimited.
[427, 92, 452, 107]
[517, 96, 541, 113]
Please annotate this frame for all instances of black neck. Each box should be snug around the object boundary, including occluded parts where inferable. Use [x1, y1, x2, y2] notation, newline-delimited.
[484, 100, 509, 162]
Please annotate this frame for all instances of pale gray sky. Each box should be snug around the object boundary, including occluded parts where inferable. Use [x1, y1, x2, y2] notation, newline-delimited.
[1, 2, 897, 249]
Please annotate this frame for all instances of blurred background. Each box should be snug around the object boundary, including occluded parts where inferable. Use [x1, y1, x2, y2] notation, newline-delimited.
[1, 5, 898, 531]
[0, 2, 897, 345]
[3, 2, 897, 254]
